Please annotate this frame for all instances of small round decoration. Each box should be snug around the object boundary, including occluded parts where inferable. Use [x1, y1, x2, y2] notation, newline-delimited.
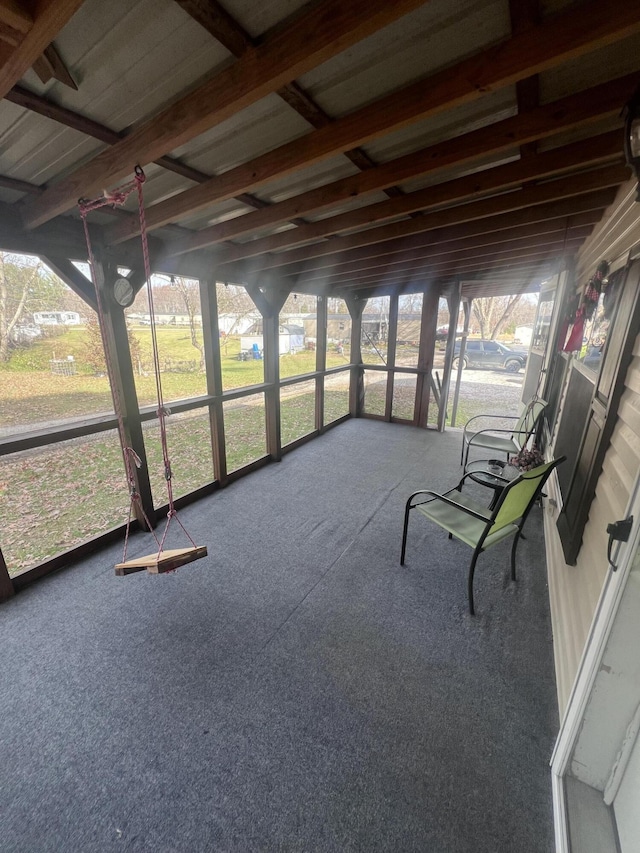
[112, 277, 135, 308]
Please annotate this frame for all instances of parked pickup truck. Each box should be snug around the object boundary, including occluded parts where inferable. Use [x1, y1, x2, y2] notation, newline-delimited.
[453, 339, 528, 372]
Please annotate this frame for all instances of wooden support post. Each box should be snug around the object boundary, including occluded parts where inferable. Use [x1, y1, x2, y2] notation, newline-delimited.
[315, 294, 328, 432]
[346, 295, 364, 417]
[248, 284, 289, 461]
[415, 285, 440, 428]
[200, 278, 227, 486]
[263, 309, 281, 459]
[385, 293, 399, 420]
[97, 256, 155, 526]
[0, 547, 14, 603]
[450, 298, 472, 428]
[437, 282, 462, 432]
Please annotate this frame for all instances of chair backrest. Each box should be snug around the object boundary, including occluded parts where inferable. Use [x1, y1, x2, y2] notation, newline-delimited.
[488, 456, 564, 536]
[513, 398, 547, 448]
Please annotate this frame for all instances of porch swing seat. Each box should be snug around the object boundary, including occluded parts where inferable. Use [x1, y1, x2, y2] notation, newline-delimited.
[79, 168, 206, 578]
[115, 546, 208, 576]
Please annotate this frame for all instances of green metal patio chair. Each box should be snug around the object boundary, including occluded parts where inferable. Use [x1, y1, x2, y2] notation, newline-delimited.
[400, 456, 564, 615]
[461, 397, 547, 469]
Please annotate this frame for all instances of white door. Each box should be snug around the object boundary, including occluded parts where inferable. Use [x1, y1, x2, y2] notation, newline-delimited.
[551, 481, 640, 852]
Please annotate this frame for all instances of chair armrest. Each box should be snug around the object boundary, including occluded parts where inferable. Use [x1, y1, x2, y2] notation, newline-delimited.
[409, 489, 491, 522]
[407, 489, 439, 508]
[463, 413, 518, 440]
[466, 426, 519, 445]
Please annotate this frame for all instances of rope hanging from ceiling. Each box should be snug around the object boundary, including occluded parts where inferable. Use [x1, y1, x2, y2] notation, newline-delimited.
[78, 167, 207, 575]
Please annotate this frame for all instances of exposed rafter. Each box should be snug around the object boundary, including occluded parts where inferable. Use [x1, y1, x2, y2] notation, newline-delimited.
[0, 0, 636, 301]
[285, 232, 591, 289]
[173, 0, 405, 204]
[101, 0, 640, 244]
[21, 0, 428, 228]
[0, 0, 85, 99]
[278, 223, 593, 283]
[216, 179, 622, 281]
[161, 78, 629, 257]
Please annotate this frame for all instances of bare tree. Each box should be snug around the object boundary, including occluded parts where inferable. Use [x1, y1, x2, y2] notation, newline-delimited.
[216, 283, 257, 351]
[0, 253, 64, 362]
[84, 312, 143, 375]
[472, 294, 524, 340]
[171, 276, 205, 371]
[398, 293, 424, 314]
[280, 291, 316, 315]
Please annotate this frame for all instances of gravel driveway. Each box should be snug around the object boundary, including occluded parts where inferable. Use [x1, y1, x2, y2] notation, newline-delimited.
[445, 367, 525, 428]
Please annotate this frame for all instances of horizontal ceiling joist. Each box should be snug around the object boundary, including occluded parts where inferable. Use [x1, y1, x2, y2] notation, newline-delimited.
[173, 0, 403, 205]
[337, 259, 557, 298]
[270, 212, 600, 279]
[219, 173, 623, 280]
[5, 85, 221, 187]
[20, 0, 428, 229]
[0, 203, 218, 281]
[336, 267, 552, 300]
[167, 80, 630, 258]
[287, 230, 590, 288]
[308, 244, 578, 290]
[461, 282, 539, 298]
[101, 0, 640, 245]
[204, 123, 627, 266]
[0, 0, 84, 99]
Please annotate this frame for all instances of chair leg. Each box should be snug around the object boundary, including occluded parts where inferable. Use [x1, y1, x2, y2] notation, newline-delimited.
[510, 531, 521, 581]
[400, 500, 413, 565]
[467, 548, 481, 616]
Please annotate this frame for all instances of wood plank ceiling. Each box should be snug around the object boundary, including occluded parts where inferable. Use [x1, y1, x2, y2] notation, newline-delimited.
[0, 0, 639, 301]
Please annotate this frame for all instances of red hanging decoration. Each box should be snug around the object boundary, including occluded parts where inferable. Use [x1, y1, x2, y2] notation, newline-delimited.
[563, 260, 609, 353]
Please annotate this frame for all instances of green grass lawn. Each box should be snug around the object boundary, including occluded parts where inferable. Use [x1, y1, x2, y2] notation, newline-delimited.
[0, 326, 436, 573]
[0, 328, 351, 426]
[0, 384, 350, 574]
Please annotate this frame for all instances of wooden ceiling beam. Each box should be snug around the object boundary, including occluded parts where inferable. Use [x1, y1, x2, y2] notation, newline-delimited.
[338, 258, 558, 296]
[0, 0, 84, 99]
[217, 172, 624, 279]
[0, 202, 217, 280]
[194, 123, 625, 264]
[103, 0, 640, 243]
[510, 0, 540, 162]
[271, 213, 599, 278]
[286, 230, 591, 286]
[174, 0, 402, 201]
[164, 76, 627, 257]
[462, 283, 539, 298]
[0, 173, 41, 195]
[306, 242, 582, 289]
[0, 0, 31, 35]
[4, 85, 267, 211]
[173, 0, 253, 55]
[21, 0, 428, 229]
[345, 273, 545, 300]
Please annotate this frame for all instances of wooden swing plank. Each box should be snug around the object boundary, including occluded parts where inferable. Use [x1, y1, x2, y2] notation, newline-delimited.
[114, 561, 148, 576]
[115, 546, 207, 576]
